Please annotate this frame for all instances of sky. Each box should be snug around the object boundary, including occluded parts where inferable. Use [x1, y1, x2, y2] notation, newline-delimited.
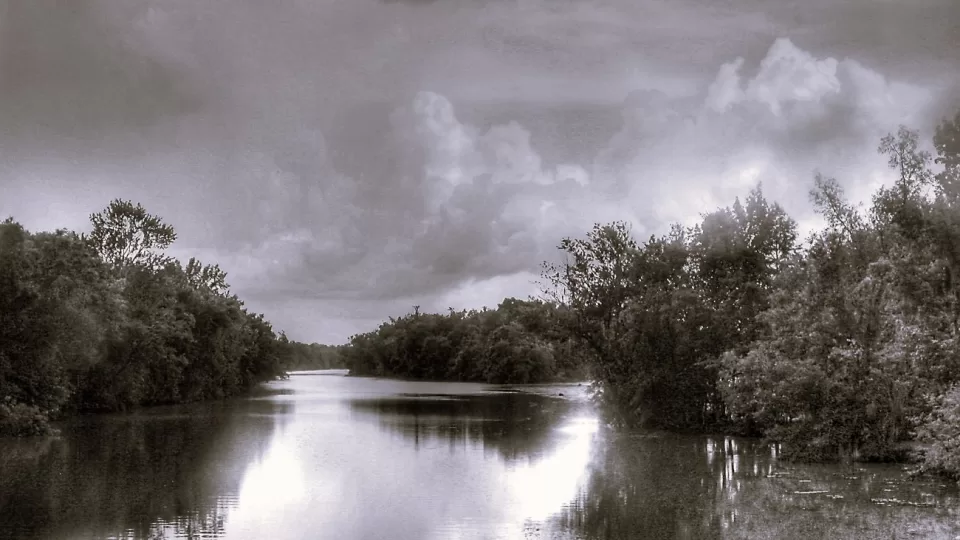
[1, 0, 958, 344]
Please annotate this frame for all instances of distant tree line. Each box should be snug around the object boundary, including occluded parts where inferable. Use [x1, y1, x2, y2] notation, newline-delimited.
[342, 299, 590, 384]
[540, 111, 960, 479]
[285, 342, 349, 371]
[0, 200, 332, 436]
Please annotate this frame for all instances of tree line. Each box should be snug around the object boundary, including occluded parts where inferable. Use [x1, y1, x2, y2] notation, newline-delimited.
[342, 299, 589, 384]
[538, 111, 960, 478]
[0, 200, 339, 436]
[286, 342, 349, 371]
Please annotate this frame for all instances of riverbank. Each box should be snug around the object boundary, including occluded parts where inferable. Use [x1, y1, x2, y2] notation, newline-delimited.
[337, 371, 952, 474]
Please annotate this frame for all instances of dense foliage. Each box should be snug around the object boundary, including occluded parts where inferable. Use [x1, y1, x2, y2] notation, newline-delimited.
[285, 342, 349, 371]
[0, 200, 322, 436]
[342, 299, 590, 383]
[541, 188, 795, 431]
[544, 111, 960, 477]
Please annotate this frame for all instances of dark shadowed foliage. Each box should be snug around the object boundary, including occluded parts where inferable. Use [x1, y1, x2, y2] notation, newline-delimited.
[341, 298, 591, 384]
[0, 200, 318, 435]
[0, 395, 292, 540]
[543, 112, 960, 480]
[348, 391, 584, 463]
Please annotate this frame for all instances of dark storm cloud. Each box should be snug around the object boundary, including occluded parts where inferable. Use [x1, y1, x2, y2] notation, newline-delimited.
[0, 0, 203, 159]
[2, 0, 958, 343]
[230, 34, 940, 312]
[217, 91, 593, 308]
[777, 0, 960, 80]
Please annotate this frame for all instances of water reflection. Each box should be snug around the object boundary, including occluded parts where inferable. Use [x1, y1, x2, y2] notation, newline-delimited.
[3, 374, 959, 540]
[349, 392, 600, 529]
[347, 391, 583, 461]
[0, 390, 293, 540]
[505, 416, 598, 523]
[548, 433, 960, 539]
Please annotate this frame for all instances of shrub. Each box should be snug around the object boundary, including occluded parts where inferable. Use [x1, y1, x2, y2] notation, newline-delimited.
[0, 397, 55, 437]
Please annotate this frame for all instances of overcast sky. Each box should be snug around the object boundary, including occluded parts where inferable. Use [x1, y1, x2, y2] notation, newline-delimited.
[2, 0, 958, 344]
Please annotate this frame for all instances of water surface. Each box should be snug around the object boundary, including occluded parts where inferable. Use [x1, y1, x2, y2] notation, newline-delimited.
[1, 371, 958, 539]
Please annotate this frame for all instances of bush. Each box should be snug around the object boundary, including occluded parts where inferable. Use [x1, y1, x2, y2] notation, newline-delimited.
[914, 385, 960, 481]
[0, 398, 55, 437]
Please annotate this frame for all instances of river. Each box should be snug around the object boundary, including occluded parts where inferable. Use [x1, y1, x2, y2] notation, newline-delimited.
[1, 371, 958, 539]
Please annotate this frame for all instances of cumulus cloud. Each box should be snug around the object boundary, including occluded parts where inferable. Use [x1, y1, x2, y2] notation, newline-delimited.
[157, 36, 951, 344]
[716, 38, 843, 116]
[600, 38, 939, 235]
[3, 0, 957, 344]
[207, 91, 595, 308]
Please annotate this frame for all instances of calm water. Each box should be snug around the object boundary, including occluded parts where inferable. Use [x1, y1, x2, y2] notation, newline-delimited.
[1, 371, 959, 540]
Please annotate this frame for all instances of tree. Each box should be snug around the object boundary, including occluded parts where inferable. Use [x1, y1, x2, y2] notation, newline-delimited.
[718, 124, 960, 462]
[1, 201, 297, 436]
[339, 299, 586, 384]
[185, 257, 230, 296]
[934, 111, 960, 200]
[0, 220, 66, 424]
[810, 174, 866, 240]
[86, 199, 177, 271]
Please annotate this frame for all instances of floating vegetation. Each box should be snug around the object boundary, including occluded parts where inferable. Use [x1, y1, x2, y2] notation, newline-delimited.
[870, 498, 937, 508]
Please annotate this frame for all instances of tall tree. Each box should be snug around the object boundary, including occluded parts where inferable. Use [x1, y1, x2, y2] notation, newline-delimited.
[86, 199, 177, 271]
[185, 257, 230, 296]
[934, 111, 960, 199]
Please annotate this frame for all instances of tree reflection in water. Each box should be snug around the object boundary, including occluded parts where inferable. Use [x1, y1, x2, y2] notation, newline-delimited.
[347, 392, 583, 463]
[4, 377, 959, 540]
[548, 433, 960, 540]
[347, 390, 600, 537]
[0, 392, 293, 540]
[347, 390, 960, 539]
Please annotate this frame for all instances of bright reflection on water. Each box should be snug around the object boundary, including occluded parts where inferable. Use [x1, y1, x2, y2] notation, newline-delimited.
[1, 371, 959, 540]
[214, 378, 602, 540]
[506, 416, 598, 522]
[499, 415, 599, 539]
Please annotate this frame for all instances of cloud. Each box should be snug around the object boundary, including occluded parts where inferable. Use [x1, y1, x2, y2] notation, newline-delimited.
[706, 38, 842, 116]
[204, 91, 595, 308]
[2, 0, 958, 344]
[599, 38, 940, 234]
[0, 1, 203, 160]
[159, 36, 952, 344]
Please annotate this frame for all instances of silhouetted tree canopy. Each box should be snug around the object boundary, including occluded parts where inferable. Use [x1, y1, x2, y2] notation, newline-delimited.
[540, 112, 960, 480]
[0, 200, 329, 436]
[341, 298, 590, 384]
